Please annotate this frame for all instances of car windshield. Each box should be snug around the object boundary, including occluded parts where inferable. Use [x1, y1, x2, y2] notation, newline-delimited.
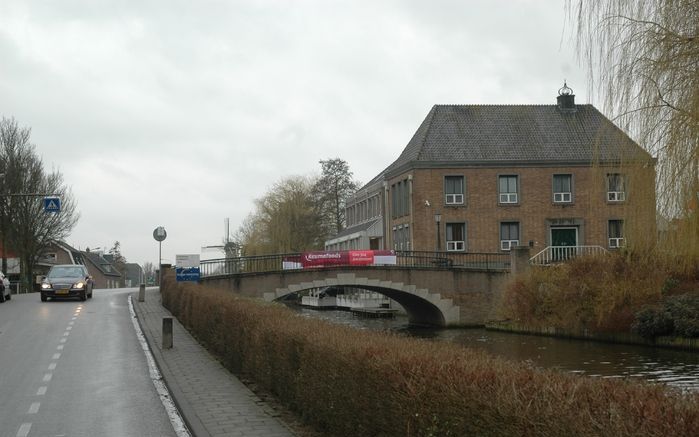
[47, 267, 84, 279]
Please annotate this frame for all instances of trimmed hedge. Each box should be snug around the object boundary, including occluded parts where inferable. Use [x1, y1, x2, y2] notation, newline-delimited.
[162, 278, 699, 437]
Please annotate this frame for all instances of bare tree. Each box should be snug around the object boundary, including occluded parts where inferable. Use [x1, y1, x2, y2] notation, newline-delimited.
[568, 0, 698, 268]
[0, 117, 79, 287]
[142, 261, 155, 284]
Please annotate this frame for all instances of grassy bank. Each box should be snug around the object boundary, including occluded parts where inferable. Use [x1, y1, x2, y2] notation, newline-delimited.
[502, 252, 699, 336]
[162, 278, 699, 436]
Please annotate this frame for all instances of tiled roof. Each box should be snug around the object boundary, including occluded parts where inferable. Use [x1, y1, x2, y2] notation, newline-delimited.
[385, 104, 652, 177]
[82, 252, 122, 277]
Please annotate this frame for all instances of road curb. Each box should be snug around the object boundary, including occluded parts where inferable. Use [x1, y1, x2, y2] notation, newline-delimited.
[130, 292, 210, 437]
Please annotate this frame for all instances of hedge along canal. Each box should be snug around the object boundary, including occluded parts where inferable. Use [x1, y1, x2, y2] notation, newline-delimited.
[290, 306, 699, 391]
[162, 279, 699, 437]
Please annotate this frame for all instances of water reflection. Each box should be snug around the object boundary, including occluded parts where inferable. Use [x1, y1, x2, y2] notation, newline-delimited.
[292, 307, 699, 391]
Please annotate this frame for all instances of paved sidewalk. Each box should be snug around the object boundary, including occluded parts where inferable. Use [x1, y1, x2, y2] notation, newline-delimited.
[132, 288, 295, 437]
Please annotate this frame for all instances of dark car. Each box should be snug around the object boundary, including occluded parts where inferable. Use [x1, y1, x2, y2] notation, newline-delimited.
[41, 264, 94, 302]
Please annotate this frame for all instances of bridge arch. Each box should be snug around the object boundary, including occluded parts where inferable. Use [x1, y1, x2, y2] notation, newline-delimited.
[264, 272, 460, 327]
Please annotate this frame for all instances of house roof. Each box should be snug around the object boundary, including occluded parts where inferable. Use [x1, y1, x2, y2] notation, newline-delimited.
[384, 103, 653, 177]
[82, 251, 122, 277]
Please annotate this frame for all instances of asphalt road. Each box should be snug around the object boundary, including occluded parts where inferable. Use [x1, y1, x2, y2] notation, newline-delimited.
[0, 288, 178, 437]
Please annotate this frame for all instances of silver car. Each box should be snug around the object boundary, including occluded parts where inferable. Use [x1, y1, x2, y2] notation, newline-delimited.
[0, 270, 10, 303]
[41, 264, 94, 302]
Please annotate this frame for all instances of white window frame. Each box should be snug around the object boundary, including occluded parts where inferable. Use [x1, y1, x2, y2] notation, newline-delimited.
[554, 192, 572, 203]
[447, 240, 465, 251]
[609, 237, 625, 248]
[607, 191, 626, 202]
[500, 240, 520, 251]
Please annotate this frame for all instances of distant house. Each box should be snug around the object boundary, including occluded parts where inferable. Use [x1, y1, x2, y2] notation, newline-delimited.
[326, 84, 656, 256]
[82, 251, 122, 289]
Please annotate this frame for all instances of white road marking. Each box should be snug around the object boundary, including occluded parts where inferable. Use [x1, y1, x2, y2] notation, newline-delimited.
[62, 332, 69, 337]
[57, 344, 64, 350]
[48, 363, 56, 370]
[42, 373, 52, 382]
[60, 338, 67, 343]
[37, 386, 47, 396]
[16, 423, 31, 437]
[27, 403, 40, 414]
[52, 353, 61, 359]
[66, 326, 72, 331]
[69, 321, 74, 325]
[128, 296, 191, 437]
[71, 317, 77, 320]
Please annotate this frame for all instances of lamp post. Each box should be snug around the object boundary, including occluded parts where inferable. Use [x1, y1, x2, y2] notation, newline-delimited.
[434, 212, 442, 252]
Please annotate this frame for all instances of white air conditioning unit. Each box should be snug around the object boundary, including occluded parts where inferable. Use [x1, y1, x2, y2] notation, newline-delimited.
[554, 192, 572, 203]
[501, 240, 519, 251]
[445, 194, 464, 204]
[609, 237, 625, 248]
[499, 193, 518, 204]
[447, 241, 465, 251]
[608, 191, 626, 202]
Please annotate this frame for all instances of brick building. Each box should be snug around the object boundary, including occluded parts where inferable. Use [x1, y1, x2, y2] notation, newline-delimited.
[329, 85, 656, 255]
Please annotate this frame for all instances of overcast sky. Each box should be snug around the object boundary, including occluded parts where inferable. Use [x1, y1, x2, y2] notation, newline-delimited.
[0, 0, 589, 267]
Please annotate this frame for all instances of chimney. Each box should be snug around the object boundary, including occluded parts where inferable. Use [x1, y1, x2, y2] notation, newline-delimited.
[557, 81, 576, 112]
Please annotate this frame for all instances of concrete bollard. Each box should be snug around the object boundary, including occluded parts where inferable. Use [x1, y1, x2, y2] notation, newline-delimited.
[138, 283, 146, 302]
[162, 317, 173, 349]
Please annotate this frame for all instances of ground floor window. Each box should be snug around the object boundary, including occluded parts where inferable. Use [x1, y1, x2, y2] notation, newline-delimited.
[446, 223, 465, 251]
[608, 220, 625, 248]
[500, 222, 520, 251]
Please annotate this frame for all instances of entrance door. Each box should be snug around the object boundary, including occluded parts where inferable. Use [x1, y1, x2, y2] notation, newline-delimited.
[551, 227, 578, 261]
[551, 227, 577, 247]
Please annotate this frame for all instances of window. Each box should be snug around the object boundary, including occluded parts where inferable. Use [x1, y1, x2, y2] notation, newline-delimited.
[392, 225, 410, 250]
[498, 175, 518, 204]
[391, 179, 410, 218]
[553, 174, 572, 203]
[446, 223, 465, 251]
[609, 220, 625, 248]
[607, 173, 626, 202]
[500, 222, 520, 251]
[444, 176, 464, 205]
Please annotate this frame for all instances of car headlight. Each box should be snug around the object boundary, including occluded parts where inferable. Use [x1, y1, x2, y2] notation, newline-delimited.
[73, 282, 84, 289]
[41, 283, 51, 289]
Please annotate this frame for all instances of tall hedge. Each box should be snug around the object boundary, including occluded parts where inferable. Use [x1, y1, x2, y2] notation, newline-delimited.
[162, 278, 699, 437]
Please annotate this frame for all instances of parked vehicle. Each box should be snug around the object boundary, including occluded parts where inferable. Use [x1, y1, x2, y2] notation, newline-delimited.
[0, 270, 10, 303]
[40, 264, 93, 302]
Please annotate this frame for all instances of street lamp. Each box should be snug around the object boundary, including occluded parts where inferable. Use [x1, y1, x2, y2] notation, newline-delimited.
[434, 212, 442, 252]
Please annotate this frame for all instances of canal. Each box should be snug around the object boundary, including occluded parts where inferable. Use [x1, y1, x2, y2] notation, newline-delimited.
[293, 307, 699, 391]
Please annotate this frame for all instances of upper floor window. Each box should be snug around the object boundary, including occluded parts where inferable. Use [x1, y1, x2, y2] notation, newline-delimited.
[608, 220, 625, 248]
[446, 223, 466, 251]
[444, 176, 464, 205]
[499, 175, 518, 204]
[607, 173, 626, 202]
[500, 222, 520, 251]
[553, 174, 572, 203]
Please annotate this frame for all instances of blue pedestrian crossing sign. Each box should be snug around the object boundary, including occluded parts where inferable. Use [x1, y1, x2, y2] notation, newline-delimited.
[43, 196, 61, 213]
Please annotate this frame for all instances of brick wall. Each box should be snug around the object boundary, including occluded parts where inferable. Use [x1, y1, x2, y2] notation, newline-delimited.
[386, 164, 655, 253]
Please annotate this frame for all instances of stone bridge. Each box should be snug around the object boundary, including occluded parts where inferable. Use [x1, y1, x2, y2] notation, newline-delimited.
[202, 266, 513, 327]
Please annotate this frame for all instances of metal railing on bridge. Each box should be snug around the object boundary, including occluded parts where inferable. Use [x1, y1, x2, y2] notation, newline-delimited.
[200, 250, 510, 278]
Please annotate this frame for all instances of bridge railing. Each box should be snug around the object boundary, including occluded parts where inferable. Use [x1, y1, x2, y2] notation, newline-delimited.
[200, 250, 510, 278]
